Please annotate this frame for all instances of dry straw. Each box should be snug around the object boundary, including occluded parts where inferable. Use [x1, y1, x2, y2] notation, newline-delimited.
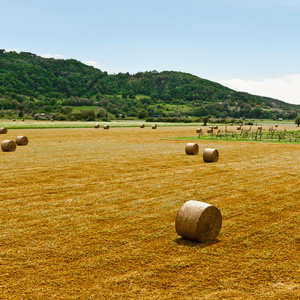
[175, 200, 222, 242]
[0, 128, 7, 134]
[185, 143, 199, 155]
[104, 125, 109, 129]
[16, 136, 29, 146]
[203, 148, 219, 162]
[140, 124, 145, 128]
[1, 140, 17, 152]
[196, 128, 202, 133]
[94, 124, 100, 128]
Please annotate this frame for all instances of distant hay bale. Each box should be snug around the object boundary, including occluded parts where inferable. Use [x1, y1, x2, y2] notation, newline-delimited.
[230, 123, 233, 126]
[22, 119, 24, 121]
[94, 124, 100, 128]
[185, 143, 199, 155]
[12, 119, 16, 122]
[275, 124, 278, 127]
[203, 148, 219, 162]
[175, 200, 222, 242]
[50, 119, 54, 122]
[16, 136, 29, 146]
[196, 128, 202, 133]
[237, 126, 241, 130]
[213, 126, 218, 129]
[103, 125, 109, 129]
[152, 124, 157, 129]
[1, 140, 16, 152]
[239, 123, 243, 126]
[140, 124, 145, 128]
[0, 128, 7, 134]
[258, 125, 262, 131]
[207, 128, 213, 133]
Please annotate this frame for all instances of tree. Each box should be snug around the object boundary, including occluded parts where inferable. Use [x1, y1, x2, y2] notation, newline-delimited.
[295, 116, 300, 127]
[138, 109, 148, 119]
[203, 116, 209, 126]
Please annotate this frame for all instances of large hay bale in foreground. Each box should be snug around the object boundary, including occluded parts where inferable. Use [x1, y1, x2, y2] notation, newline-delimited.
[0, 128, 7, 134]
[203, 148, 219, 162]
[103, 125, 109, 129]
[175, 200, 222, 242]
[1, 140, 17, 152]
[16, 136, 29, 146]
[185, 143, 199, 155]
[94, 124, 100, 128]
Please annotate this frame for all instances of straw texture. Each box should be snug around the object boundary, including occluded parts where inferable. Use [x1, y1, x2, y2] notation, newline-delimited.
[175, 200, 222, 242]
[185, 143, 199, 155]
[0, 128, 7, 134]
[1, 140, 17, 152]
[16, 136, 29, 146]
[203, 148, 219, 162]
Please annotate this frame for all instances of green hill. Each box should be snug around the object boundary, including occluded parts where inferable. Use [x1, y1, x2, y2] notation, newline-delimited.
[0, 50, 299, 121]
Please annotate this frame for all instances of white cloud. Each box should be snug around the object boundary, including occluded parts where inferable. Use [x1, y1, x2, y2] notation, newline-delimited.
[5, 49, 19, 53]
[40, 54, 65, 59]
[219, 74, 300, 105]
[84, 60, 100, 68]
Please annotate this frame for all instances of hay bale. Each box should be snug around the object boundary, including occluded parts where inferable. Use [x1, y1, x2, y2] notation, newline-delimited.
[185, 143, 199, 155]
[94, 124, 100, 128]
[203, 148, 219, 162]
[207, 128, 213, 133]
[16, 136, 29, 146]
[1, 140, 16, 152]
[50, 119, 54, 122]
[0, 128, 7, 134]
[230, 123, 233, 126]
[196, 128, 202, 133]
[237, 126, 241, 130]
[140, 124, 145, 128]
[275, 124, 278, 127]
[12, 119, 16, 122]
[258, 125, 262, 131]
[22, 119, 24, 121]
[103, 125, 109, 129]
[213, 126, 218, 129]
[152, 124, 157, 129]
[175, 200, 222, 242]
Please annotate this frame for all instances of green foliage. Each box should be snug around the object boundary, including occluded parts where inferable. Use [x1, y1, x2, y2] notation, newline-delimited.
[0, 51, 300, 120]
[295, 116, 300, 126]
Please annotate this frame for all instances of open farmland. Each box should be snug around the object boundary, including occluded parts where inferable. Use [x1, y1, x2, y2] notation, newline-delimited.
[0, 126, 299, 299]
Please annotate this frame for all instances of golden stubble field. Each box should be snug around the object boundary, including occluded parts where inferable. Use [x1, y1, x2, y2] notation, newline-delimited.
[0, 125, 299, 299]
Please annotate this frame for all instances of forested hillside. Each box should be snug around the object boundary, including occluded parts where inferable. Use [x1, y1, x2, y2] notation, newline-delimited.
[0, 50, 299, 121]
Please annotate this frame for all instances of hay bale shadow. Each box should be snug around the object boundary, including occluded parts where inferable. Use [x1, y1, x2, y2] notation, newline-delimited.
[174, 237, 220, 248]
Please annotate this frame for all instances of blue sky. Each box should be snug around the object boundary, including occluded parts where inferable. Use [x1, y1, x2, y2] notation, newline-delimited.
[1, 0, 300, 105]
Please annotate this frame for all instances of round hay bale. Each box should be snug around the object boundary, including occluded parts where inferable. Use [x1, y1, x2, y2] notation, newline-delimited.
[94, 124, 100, 128]
[237, 126, 241, 130]
[175, 200, 222, 242]
[50, 119, 54, 122]
[213, 126, 218, 129]
[103, 125, 109, 129]
[140, 124, 145, 128]
[203, 148, 219, 162]
[22, 119, 24, 121]
[196, 128, 202, 133]
[258, 125, 262, 131]
[1, 140, 17, 152]
[230, 123, 233, 126]
[12, 119, 16, 122]
[16, 136, 29, 146]
[0, 128, 8, 134]
[152, 124, 157, 129]
[185, 143, 199, 155]
[275, 124, 278, 127]
[207, 128, 213, 133]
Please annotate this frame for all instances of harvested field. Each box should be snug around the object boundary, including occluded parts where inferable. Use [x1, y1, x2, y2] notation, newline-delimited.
[0, 126, 299, 299]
